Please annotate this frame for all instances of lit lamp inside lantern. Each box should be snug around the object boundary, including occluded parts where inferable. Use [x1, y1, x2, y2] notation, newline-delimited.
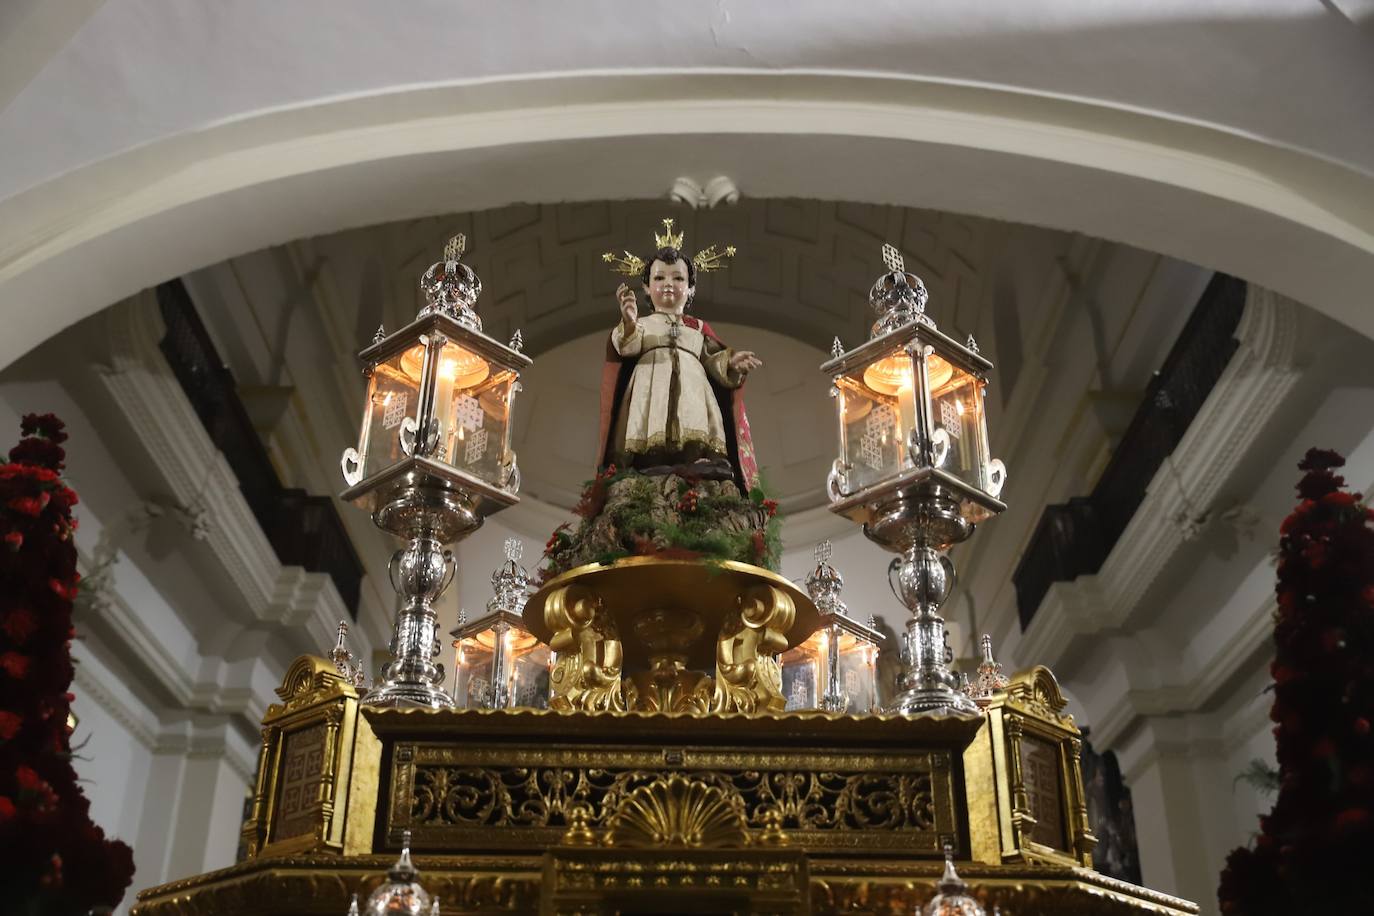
[450, 537, 550, 709]
[824, 245, 1005, 507]
[821, 243, 1008, 717]
[780, 541, 883, 714]
[451, 613, 550, 709]
[340, 234, 530, 516]
[337, 234, 533, 711]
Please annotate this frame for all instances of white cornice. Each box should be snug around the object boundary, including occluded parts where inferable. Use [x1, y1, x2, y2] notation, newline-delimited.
[1020, 287, 1300, 672]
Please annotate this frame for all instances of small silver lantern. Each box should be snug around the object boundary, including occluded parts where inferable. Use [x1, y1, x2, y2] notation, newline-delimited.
[781, 541, 883, 713]
[450, 538, 551, 709]
[339, 234, 532, 709]
[350, 830, 440, 916]
[821, 244, 1007, 717]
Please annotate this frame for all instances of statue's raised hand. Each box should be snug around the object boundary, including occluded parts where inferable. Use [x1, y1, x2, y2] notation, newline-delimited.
[616, 283, 638, 331]
[729, 350, 763, 375]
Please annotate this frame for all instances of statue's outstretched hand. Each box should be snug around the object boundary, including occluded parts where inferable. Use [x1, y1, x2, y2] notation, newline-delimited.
[617, 283, 638, 330]
[729, 351, 763, 375]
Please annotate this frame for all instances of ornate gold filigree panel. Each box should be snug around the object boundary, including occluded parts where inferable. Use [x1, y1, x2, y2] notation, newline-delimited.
[385, 741, 958, 855]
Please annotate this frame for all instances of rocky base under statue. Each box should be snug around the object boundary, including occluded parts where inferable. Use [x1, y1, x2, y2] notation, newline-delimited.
[540, 468, 780, 580]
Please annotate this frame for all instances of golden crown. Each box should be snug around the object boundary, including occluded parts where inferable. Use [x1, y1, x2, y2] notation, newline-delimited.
[654, 217, 685, 250]
[601, 218, 737, 277]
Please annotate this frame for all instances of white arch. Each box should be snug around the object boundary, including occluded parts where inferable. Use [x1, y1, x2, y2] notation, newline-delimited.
[2, 71, 1372, 369]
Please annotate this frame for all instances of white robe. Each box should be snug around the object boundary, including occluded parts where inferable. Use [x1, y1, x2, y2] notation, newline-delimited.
[611, 312, 741, 463]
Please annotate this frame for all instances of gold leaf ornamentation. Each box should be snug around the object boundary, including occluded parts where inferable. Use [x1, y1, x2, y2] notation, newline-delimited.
[605, 775, 749, 848]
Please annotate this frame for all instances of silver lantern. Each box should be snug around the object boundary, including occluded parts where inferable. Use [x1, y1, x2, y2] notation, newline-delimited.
[820, 244, 1007, 717]
[340, 234, 531, 709]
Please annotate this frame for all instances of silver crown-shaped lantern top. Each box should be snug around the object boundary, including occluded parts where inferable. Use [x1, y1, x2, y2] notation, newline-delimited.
[450, 538, 550, 710]
[337, 235, 533, 710]
[419, 234, 483, 330]
[821, 244, 1008, 717]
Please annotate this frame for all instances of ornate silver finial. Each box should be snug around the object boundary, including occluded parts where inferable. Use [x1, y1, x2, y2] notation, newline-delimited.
[358, 828, 436, 915]
[373, 324, 387, 345]
[329, 620, 366, 688]
[966, 334, 980, 354]
[455, 607, 468, 628]
[509, 328, 524, 352]
[867, 613, 878, 631]
[923, 841, 986, 915]
[869, 243, 933, 338]
[969, 633, 1010, 700]
[881, 242, 905, 273]
[418, 234, 483, 330]
[488, 539, 531, 616]
[347, 894, 360, 916]
[831, 336, 845, 359]
[805, 540, 847, 618]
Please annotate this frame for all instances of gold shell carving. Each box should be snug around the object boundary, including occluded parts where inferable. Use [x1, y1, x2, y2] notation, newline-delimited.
[605, 775, 749, 848]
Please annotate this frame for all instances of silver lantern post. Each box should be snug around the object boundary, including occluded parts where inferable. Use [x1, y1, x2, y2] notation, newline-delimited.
[339, 234, 531, 709]
[820, 244, 1007, 717]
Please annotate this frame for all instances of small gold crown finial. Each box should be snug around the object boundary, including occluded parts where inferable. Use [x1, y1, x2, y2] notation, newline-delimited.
[654, 218, 685, 250]
[881, 242, 904, 273]
[444, 234, 466, 262]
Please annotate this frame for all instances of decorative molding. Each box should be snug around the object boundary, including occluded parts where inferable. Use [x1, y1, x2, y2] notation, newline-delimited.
[96, 291, 349, 651]
[1020, 287, 1299, 665]
[1016, 287, 1300, 753]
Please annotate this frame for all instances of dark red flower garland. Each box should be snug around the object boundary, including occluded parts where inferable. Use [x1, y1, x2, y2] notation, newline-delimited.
[1217, 448, 1374, 913]
[0, 414, 135, 913]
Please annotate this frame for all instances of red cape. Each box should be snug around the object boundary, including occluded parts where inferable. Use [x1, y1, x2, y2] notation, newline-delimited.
[596, 316, 759, 494]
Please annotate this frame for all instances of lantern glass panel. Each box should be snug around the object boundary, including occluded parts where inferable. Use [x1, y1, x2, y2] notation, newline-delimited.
[839, 349, 919, 492]
[427, 338, 513, 487]
[453, 635, 496, 708]
[510, 643, 552, 708]
[780, 641, 820, 711]
[781, 628, 879, 713]
[835, 632, 879, 714]
[930, 365, 988, 493]
[360, 350, 420, 480]
[452, 624, 550, 709]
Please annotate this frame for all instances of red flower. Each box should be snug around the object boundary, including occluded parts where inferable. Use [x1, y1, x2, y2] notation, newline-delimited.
[0, 797, 15, 821]
[0, 710, 20, 740]
[1311, 737, 1337, 759]
[19, 413, 68, 443]
[2, 608, 38, 643]
[8, 495, 44, 517]
[16, 765, 44, 792]
[1355, 717, 1371, 737]
[0, 652, 30, 679]
[49, 577, 78, 601]
[3, 530, 20, 551]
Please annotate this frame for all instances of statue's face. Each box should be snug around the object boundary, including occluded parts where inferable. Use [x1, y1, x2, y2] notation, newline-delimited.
[644, 258, 692, 314]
